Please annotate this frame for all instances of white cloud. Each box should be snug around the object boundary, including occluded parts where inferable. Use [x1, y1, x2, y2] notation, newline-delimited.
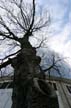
[37, 0, 71, 66]
[48, 21, 71, 65]
[32, 0, 71, 66]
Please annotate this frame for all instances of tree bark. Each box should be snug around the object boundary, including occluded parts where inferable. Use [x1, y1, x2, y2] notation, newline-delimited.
[10, 38, 59, 108]
[11, 47, 59, 108]
[11, 46, 41, 108]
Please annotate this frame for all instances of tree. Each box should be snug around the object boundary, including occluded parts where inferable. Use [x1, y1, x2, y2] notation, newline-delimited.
[0, 0, 60, 108]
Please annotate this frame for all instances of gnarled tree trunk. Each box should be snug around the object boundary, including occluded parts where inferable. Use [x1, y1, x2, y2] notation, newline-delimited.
[11, 46, 59, 108]
[11, 46, 41, 108]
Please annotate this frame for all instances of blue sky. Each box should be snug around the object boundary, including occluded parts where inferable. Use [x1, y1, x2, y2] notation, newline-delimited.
[36, 0, 71, 65]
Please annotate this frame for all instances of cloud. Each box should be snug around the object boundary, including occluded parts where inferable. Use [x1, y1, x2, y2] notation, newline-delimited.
[48, 20, 71, 64]
[37, 0, 71, 66]
[37, 0, 71, 40]
[34, 0, 71, 66]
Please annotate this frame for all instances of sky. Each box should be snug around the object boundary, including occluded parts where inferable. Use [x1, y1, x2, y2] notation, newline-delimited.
[36, 0, 71, 65]
[0, 0, 71, 65]
[0, 0, 71, 75]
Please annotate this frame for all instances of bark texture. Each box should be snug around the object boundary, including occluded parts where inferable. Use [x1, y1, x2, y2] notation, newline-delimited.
[11, 46, 59, 108]
[11, 47, 41, 108]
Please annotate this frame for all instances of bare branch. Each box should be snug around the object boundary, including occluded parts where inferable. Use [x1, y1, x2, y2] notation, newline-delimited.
[23, 0, 36, 39]
[0, 5, 27, 32]
[13, 0, 31, 29]
[0, 16, 19, 41]
[0, 31, 17, 40]
[0, 59, 11, 69]
[43, 65, 54, 72]
[53, 67, 62, 77]
[42, 54, 66, 77]
[35, 37, 47, 49]
[0, 49, 21, 61]
[0, 0, 50, 44]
